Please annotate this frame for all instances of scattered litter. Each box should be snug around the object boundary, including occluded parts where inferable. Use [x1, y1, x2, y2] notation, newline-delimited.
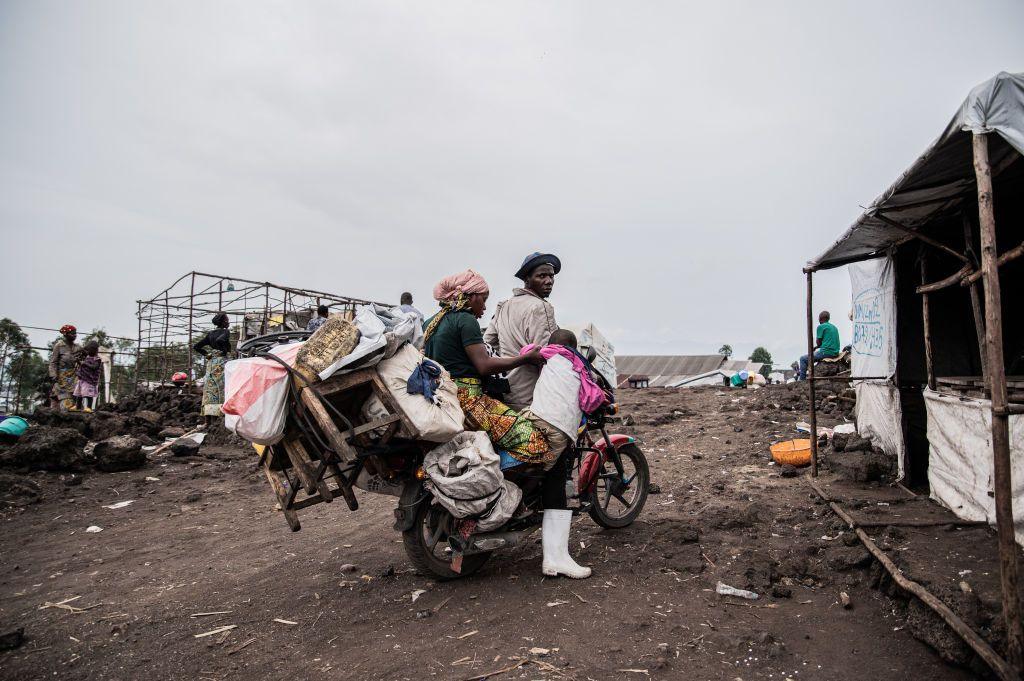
[546, 600, 569, 607]
[102, 500, 135, 510]
[227, 638, 256, 655]
[840, 592, 852, 609]
[145, 477, 160, 482]
[410, 589, 426, 603]
[194, 625, 236, 638]
[273, 618, 298, 625]
[528, 647, 550, 655]
[457, 630, 478, 639]
[191, 611, 232, 618]
[716, 582, 759, 600]
[39, 596, 101, 614]
[85, 526, 103, 533]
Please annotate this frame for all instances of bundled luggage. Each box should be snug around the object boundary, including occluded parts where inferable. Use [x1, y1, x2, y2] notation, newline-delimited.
[423, 431, 522, 531]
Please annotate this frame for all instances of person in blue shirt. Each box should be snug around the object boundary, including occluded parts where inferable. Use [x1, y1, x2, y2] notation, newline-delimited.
[306, 305, 329, 332]
[799, 310, 840, 380]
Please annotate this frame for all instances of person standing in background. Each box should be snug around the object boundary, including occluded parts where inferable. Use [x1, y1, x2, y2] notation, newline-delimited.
[71, 341, 102, 412]
[306, 305, 329, 332]
[399, 292, 422, 319]
[48, 324, 80, 411]
[193, 312, 232, 419]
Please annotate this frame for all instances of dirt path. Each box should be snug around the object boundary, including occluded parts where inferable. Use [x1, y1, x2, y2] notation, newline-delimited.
[1, 386, 976, 680]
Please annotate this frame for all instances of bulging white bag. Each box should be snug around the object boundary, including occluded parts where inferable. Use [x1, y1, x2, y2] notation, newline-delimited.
[371, 343, 465, 442]
[222, 342, 303, 445]
[423, 431, 522, 531]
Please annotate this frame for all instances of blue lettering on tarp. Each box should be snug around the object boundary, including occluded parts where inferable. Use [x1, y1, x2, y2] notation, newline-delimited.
[852, 287, 885, 357]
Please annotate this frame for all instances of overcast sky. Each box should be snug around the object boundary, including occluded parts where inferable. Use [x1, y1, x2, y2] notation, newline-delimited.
[2, 1, 1022, 366]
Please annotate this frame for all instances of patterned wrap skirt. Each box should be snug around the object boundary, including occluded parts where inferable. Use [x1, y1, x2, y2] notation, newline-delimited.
[454, 377, 549, 468]
[201, 351, 227, 416]
[53, 367, 77, 411]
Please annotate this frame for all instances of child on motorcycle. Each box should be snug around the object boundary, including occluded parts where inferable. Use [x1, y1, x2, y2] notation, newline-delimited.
[519, 328, 606, 579]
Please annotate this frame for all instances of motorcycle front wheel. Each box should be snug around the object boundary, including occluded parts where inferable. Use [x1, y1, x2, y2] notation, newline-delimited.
[587, 442, 650, 529]
[402, 492, 491, 580]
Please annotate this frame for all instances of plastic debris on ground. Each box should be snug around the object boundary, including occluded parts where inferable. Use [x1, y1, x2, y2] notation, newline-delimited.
[716, 582, 759, 600]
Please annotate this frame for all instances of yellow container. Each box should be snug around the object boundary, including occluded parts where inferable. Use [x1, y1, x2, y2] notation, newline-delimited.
[770, 439, 812, 467]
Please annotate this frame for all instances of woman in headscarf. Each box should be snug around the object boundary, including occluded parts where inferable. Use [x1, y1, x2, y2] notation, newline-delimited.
[48, 324, 80, 411]
[423, 270, 548, 467]
[193, 312, 232, 419]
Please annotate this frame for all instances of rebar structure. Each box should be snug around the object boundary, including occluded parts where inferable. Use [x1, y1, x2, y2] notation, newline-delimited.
[135, 272, 391, 386]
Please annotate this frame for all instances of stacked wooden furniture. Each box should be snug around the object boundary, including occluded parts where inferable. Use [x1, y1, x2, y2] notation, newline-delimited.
[258, 366, 417, 531]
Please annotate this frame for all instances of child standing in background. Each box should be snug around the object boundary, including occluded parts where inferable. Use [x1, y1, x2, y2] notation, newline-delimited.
[71, 341, 102, 412]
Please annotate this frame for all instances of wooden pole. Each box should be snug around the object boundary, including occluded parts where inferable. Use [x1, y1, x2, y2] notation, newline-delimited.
[809, 479, 1017, 681]
[806, 271, 818, 476]
[875, 213, 971, 263]
[135, 301, 143, 392]
[187, 272, 195, 383]
[973, 131, 1022, 675]
[962, 215, 988, 386]
[920, 255, 936, 391]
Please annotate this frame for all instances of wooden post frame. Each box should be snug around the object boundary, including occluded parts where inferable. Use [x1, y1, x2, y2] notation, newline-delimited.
[973, 131, 1023, 675]
[187, 272, 195, 383]
[919, 255, 936, 392]
[806, 271, 818, 476]
[962, 215, 988, 382]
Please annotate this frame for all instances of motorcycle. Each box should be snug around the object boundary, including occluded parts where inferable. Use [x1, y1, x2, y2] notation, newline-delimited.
[241, 332, 649, 580]
[394, 356, 649, 580]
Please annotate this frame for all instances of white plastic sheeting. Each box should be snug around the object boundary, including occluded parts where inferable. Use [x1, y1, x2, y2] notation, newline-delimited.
[849, 256, 904, 475]
[855, 383, 905, 478]
[925, 389, 1024, 544]
[849, 257, 897, 379]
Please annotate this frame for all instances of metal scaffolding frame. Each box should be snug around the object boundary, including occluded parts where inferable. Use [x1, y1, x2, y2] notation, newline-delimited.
[135, 271, 391, 385]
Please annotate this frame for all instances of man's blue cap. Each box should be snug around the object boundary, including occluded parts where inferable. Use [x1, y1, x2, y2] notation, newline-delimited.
[515, 252, 561, 280]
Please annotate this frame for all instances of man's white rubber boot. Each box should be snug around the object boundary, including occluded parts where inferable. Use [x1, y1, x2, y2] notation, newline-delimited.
[541, 509, 592, 579]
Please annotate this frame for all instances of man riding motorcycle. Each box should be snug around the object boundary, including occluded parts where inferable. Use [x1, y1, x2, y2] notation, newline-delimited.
[424, 254, 593, 579]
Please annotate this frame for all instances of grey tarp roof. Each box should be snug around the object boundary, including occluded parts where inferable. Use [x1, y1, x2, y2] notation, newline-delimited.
[807, 72, 1024, 271]
[615, 354, 727, 387]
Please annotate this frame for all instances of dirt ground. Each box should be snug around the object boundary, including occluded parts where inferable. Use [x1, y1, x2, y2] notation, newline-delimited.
[1, 386, 982, 680]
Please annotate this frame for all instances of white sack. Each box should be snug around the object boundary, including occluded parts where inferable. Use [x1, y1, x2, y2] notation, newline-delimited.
[423, 431, 522, 532]
[925, 389, 1024, 544]
[222, 342, 303, 445]
[373, 343, 465, 442]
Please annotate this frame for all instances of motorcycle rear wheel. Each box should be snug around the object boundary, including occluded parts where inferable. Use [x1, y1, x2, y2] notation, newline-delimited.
[587, 442, 650, 529]
[402, 493, 491, 580]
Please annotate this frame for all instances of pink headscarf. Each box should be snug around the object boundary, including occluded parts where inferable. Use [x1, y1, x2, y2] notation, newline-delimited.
[433, 269, 489, 302]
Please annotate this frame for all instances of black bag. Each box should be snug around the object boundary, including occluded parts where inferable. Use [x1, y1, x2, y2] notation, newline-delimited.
[483, 376, 511, 400]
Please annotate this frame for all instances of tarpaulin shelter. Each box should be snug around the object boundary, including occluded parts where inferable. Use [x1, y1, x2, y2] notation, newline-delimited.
[804, 72, 1024, 677]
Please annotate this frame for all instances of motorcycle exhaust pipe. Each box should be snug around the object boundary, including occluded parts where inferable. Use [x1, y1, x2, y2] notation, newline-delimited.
[449, 530, 525, 556]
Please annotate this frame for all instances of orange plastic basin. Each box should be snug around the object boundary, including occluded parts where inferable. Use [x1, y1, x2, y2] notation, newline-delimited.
[770, 439, 812, 467]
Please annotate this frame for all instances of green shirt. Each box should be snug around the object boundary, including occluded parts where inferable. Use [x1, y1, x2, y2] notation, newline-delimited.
[816, 321, 840, 356]
[423, 310, 483, 379]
